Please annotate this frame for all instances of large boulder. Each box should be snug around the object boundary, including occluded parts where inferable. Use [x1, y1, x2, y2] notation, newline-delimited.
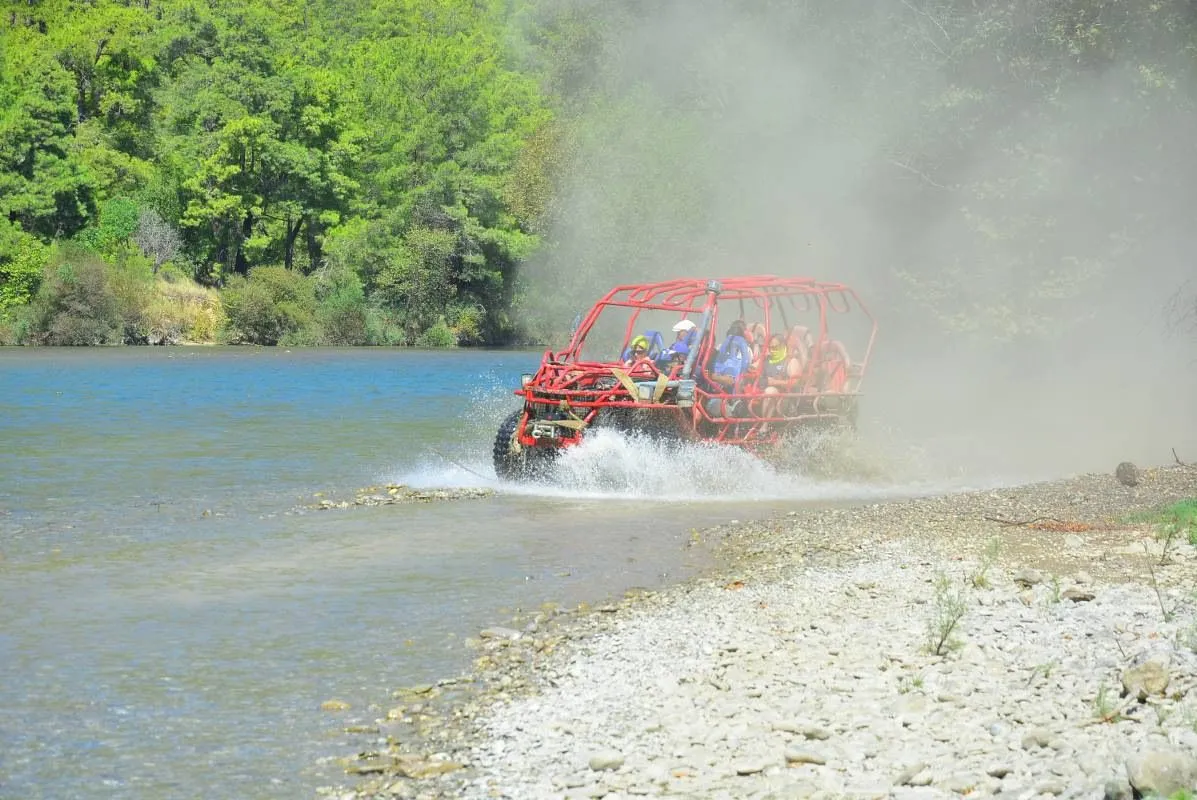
[1126, 749, 1197, 797]
[1115, 461, 1141, 487]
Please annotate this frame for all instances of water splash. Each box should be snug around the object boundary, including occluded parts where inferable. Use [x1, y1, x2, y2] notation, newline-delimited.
[392, 423, 993, 504]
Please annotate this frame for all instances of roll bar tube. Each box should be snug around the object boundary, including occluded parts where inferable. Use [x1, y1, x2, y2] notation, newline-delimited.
[681, 280, 721, 380]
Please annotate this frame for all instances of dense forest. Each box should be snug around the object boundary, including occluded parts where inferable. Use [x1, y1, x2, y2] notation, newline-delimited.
[1, 0, 1196, 348]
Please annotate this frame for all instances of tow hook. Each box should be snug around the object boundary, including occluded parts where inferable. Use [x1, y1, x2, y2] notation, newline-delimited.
[529, 421, 560, 440]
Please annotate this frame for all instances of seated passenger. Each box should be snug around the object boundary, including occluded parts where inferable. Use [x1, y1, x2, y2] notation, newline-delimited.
[623, 335, 650, 366]
[621, 330, 664, 363]
[707, 320, 752, 390]
[663, 341, 689, 377]
[816, 339, 851, 392]
[785, 325, 813, 389]
[670, 319, 698, 350]
[755, 334, 805, 429]
[747, 322, 767, 358]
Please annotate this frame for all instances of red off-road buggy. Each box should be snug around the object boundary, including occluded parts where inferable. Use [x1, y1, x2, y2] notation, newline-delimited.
[493, 276, 876, 480]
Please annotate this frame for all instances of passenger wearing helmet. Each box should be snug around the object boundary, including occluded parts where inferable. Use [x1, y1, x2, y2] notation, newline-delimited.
[671, 318, 697, 348]
[623, 335, 651, 366]
[663, 340, 689, 377]
[658, 318, 697, 371]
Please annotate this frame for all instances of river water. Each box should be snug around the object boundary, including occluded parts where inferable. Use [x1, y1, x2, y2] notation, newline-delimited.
[0, 347, 951, 800]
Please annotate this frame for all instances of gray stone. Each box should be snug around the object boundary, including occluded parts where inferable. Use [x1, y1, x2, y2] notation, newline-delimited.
[784, 748, 826, 765]
[1036, 778, 1067, 795]
[894, 762, 929, 786]
[773, 720, 832, 740]
[1125, 749, 1197, 797]
[1103, 775, 1133, 800]
[588, 750, 625, 772]
[479, 626, 522, 640]
[1062, 588, 1095, 602]
[1020, 727, 1053, 750]
[733, 759, 769, 775]
[1013, 569, 1046, 587]
[1122, 659, 1170, 701]
[1115, 461, 1140, 487]
[943, 773, 981, 793]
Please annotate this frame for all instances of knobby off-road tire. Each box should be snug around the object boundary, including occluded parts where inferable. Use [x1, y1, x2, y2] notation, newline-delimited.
[492, 410, 555, 481]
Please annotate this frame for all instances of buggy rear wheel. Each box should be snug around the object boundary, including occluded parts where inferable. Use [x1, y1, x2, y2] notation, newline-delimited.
[492, 410, 556, 481]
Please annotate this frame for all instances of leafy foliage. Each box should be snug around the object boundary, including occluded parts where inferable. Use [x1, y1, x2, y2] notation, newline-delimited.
[220, 266, 317, 345]
[2, 0, 1197, 348]
[24, 249, 123, 346]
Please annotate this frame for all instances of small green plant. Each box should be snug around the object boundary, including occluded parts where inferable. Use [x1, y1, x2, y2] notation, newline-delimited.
[925, 573, 968, 656]
[1093, 684, 1123, 723]
[970, 537, 1001, 588]
[1047, 574, 1062, 604]
[1145, 560, 1176, 622]
[1158, 500, 1197, 557]
[1027, 661, 1057, 685]
[898, 672, 925, 694]
[1177, 621, 1197, 654]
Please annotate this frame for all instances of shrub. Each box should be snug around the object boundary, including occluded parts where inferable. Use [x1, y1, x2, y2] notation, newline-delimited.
[24, 250, 123, 345]
[415, 317, 458, 348]
[449, 304, 486, 345]
[144, 276, 223, 344]
[0, 309, 29, 345]
[364, 306, 405, 346]
[313, 264, 369, 346]
[74, 197, 141, 258]
[105, 246, 157, 344]
[133, 208, 183, 274]
[0, 221, 50, 311]
[221, 266, 317, 345]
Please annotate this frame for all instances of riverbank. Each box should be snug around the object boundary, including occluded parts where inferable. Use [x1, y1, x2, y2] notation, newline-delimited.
[328, 461, 1197, 800]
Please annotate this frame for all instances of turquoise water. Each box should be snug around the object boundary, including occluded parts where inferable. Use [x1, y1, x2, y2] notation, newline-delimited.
[5, 347, 889, 799]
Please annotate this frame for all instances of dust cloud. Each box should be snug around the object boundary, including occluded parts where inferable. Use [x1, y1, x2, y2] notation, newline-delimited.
[518, 0, 1197, 484]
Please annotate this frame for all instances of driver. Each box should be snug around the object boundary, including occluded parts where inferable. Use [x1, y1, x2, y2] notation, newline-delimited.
[624, 335, 650, 366]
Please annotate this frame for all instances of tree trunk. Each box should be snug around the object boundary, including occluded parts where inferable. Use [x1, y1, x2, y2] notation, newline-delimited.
[305, 217, 322, 272]
[284, 217, 303, 271]
[232, 211, 253, 275]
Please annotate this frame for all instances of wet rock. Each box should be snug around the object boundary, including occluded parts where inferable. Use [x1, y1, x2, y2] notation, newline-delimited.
[393, 757, 462, 779]
[479, 627, 522, 641]
[321, 699, 351, 712]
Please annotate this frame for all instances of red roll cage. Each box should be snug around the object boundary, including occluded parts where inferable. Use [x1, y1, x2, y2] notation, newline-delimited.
[514, 275, 877, 449]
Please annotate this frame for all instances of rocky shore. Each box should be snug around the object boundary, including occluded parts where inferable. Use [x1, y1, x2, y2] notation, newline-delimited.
[324, 461, 1197, 800]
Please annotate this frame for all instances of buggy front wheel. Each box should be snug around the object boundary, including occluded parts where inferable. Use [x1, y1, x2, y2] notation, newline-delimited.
[492, 410, 556, 481]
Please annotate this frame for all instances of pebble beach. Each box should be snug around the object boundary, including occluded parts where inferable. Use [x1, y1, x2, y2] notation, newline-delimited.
[328, 461, 1197, 800]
